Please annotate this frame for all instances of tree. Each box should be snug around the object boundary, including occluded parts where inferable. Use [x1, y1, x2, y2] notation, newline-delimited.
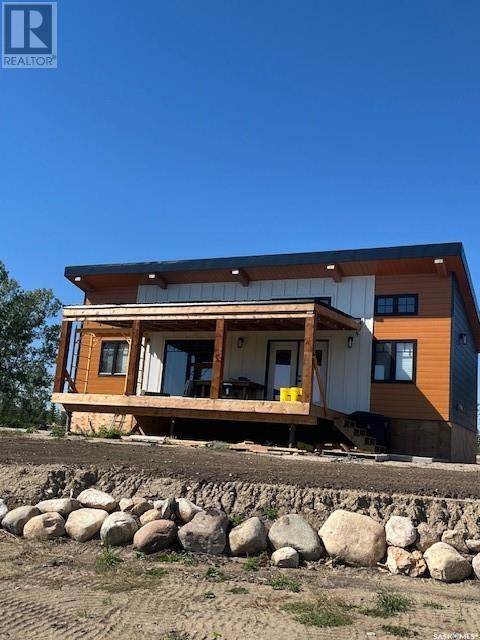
[0, 262, 61, 427]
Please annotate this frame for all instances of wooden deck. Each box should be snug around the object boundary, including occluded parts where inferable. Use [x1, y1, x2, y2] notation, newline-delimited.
[51, 392, 329, 425]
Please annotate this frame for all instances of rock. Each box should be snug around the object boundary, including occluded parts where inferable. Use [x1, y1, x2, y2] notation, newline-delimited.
[140, 509, 163, 526]
[466, 539, 480, 555]
[77, 488, 118, 513]
[271, 547, 299, 568]
[386, 547, 414, 575]
[153, 499, 165, 510]
[66, 508, 109, 542]
[1, 506, 40, 536]
[36, 498, 81, 518]
[472, 553, 480, 579]
[424, 542, 472, 582]
[416, 522, 442, 552]
[385, 516, 417, 548]
[119, 497, 152, 517]
[178, 509, 228, 555]
[160, 497, 176, 520]
[409, 550, 428, 578]
[268, 514, 323, 561]
[0, 499, 8, 521]
[319, 510, 386, 567]
[23, 513, 66, 540]
[176, 498, 202, 524]
[133, 520, 177, 554]
[229, 517, 267, 556]
[100, 512, 138, 546]
[441, 529, 469, 554]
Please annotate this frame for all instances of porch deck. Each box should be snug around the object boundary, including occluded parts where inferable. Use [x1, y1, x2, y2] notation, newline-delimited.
[51, 392, 331, 425]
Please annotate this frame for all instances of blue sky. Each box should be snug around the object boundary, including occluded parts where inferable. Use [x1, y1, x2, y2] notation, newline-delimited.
[0, 0, 479, 305]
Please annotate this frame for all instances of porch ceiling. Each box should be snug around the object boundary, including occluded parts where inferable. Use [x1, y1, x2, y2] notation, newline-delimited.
[62, 300, 361, 332]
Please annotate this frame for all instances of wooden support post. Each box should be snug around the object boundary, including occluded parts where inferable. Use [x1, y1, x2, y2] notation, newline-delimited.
[289, 424, 296, 449]
[125, 320, 142, 396]
[53, 321, 72, 393]
[301, 314, 316, 404]
[210, 318, 226, 399]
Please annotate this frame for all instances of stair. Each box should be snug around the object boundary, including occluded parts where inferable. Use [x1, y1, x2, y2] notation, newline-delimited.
[333, 417, 386, 454]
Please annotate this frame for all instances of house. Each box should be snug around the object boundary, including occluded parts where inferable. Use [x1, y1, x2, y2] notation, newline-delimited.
[52, 242, 479, 463]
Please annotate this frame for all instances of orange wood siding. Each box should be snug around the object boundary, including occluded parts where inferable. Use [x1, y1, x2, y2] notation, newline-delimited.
[371, 274, 452, 421]
[74, 286, 137, 394]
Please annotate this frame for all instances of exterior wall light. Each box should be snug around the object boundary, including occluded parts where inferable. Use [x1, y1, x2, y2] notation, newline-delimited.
[459, 333, 468, 345]
[148, 273, 156, 279]
[347, 336, 354, 349]
[237, 337, 244, 349]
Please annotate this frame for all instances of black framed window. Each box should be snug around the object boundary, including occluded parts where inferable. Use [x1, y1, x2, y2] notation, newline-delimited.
[372, 340, 416, 383]
[99, 341, 129, 375]
[375, 294, 418, 316]
[161, 340, 214, 396]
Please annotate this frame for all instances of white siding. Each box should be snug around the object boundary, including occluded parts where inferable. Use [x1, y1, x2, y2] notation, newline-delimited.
[139, 275, 374, 414]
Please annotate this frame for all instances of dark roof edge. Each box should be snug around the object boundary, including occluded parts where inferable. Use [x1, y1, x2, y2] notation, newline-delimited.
[459, 245, 480, 324]
[65, 242, 464, 278]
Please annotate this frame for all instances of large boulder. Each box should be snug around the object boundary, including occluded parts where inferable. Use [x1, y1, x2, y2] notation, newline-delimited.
[140, 509, 163, 526]
[416, 522, 442, 552]
[66, 508, 109, 542]
[385, 516, 417, 548]
[424, 542, 472, 583]
[119, 497, 152, 517]
[77, 488, 117, 513]
[441, 529, 469, 554]
[100, 512, 138, 546]
[23, 513, 65, 540]
[178, 508, 228, 555]
[133, 520, 177, 555]
[176, 498, 202, 524]
[36, 498, 80, 518]
[271, 547, 299, 568]
[472, 553, 480, 580]
[1, 506, 40, 536]
[0, 499, 8, 521]
[386, 546, 414, 575]
[268, 514, 323, 561]
[229, 517, 267, 556]
[319, 510, 386, 567]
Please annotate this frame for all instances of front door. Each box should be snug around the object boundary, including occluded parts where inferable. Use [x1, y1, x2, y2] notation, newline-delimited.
[267, 342, 299, 400]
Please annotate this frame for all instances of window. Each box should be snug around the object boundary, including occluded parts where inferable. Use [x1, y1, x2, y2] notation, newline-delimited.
[99, 341, 129, 375]
[375, 294, 418, 316]
[372, 340, 416, 382]
[161, 340, 214, 396]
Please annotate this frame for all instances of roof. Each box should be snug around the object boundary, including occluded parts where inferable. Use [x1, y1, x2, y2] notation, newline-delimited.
[64, 242, 480, 350]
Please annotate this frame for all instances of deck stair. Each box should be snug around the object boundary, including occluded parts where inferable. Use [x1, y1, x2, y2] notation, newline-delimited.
[333, 417, 386, 454]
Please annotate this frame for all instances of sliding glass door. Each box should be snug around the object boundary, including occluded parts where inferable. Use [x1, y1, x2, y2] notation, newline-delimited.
[161, 340, 214, 396]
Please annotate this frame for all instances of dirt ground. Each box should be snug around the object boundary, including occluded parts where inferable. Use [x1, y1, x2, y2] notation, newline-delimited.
[1, 434, 480, 499]
[0, 532, 479, 640]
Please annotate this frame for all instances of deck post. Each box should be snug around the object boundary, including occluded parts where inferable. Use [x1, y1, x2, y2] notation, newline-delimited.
[53, 320, 72, 393]
[210, 318, 226, 399]
[125, 320, 142, 396]
[301, 314, 316, 403]
[289, 424, 296, 448]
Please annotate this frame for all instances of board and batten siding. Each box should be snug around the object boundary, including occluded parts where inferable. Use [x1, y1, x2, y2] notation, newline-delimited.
[140, 276, 375, 414]
[370, 274, 453, 421]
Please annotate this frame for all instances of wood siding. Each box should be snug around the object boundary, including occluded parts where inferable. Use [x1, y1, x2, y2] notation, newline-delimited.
[371, 274, 452, 421]
[74, 286, 138, 394]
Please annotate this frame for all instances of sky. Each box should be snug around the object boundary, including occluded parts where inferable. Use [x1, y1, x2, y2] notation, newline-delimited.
[0, 0, 479, 306]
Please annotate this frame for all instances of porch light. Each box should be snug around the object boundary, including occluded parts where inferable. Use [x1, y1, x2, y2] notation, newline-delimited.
[237, 337, 245, 349]
[459, 333, 468, 345]
[347, 336, 354, 348]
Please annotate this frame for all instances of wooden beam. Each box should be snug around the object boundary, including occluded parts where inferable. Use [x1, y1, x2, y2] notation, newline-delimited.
[434, 258, 448, 277]
[125, 320, 142, 395]
[326, 264, 343, 283]
[231, 268, 250, 287]
[53, 321, 72, 393]
[210, 318, 226, 399]
[301, 314, 316, 404]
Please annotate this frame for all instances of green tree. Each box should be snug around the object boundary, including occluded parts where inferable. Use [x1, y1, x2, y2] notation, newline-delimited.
[0, 262, 61, 427]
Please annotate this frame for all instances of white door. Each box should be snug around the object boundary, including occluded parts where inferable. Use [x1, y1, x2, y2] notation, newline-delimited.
[298, 340, 329, 405]
[267, 342, 299, 400]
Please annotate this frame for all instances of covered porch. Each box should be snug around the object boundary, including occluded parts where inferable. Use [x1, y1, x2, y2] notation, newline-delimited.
[52, 300, 362, 428]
